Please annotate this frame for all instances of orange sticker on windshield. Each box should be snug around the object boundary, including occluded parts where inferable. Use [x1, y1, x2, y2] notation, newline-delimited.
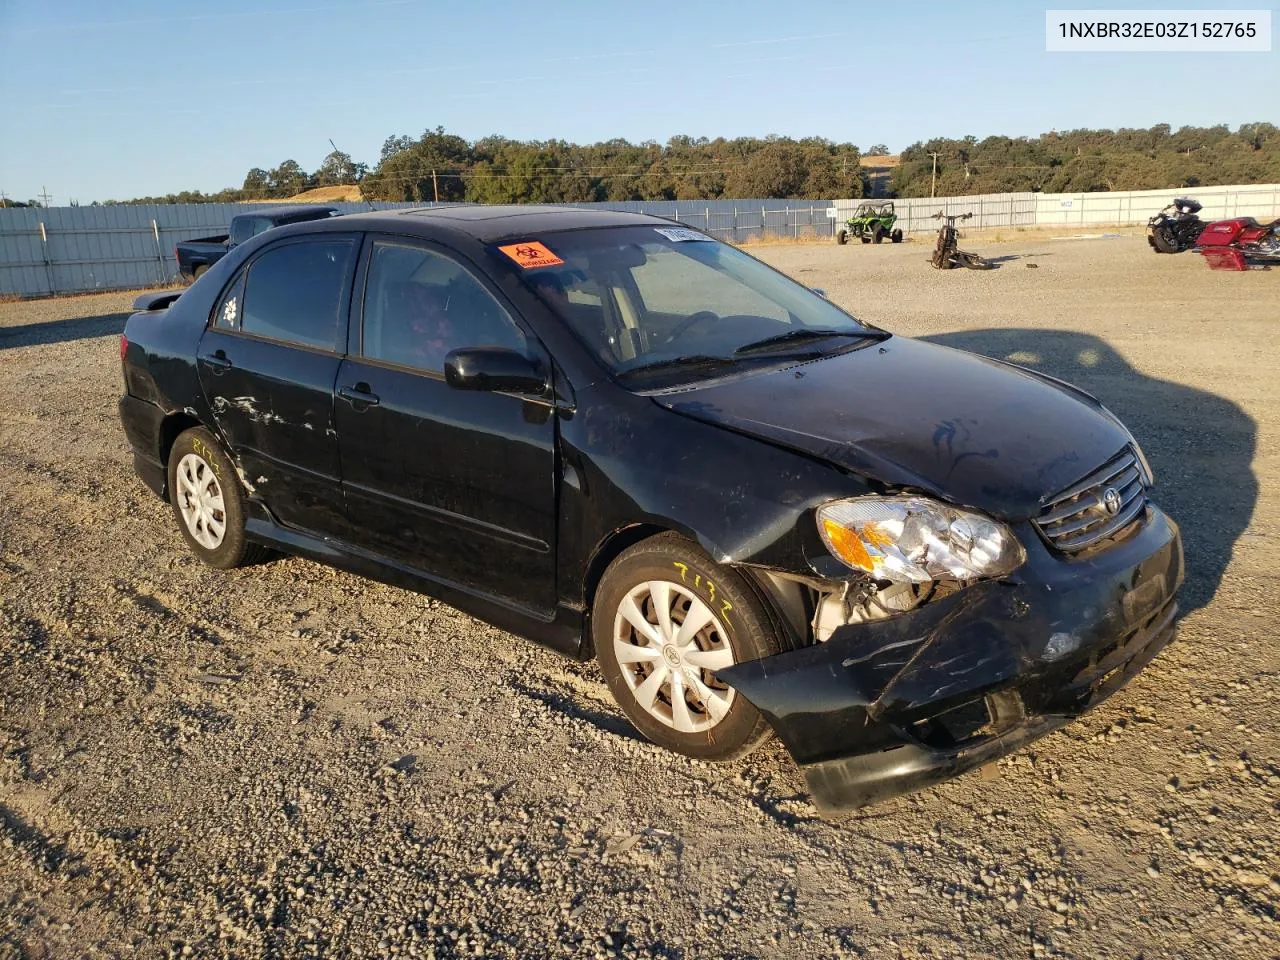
[498, 241, 565, 269]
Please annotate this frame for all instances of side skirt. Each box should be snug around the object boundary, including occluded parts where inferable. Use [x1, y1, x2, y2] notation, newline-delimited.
[243, 503, 586, 660]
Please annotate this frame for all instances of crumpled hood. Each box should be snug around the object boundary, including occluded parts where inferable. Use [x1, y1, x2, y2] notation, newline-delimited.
[653, 336, 1130, 521]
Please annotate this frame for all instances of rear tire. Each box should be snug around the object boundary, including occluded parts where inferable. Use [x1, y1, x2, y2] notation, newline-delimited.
[167, 427, 268, 570]
[192, 264, 209, 281]
[593, 533, 785, 762]
[836, 229, 847, 245]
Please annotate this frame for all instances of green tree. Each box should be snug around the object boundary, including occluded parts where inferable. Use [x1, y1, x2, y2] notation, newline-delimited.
[313, 150, 366, 186]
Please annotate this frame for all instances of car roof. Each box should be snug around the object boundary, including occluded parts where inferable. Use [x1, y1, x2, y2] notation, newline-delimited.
[240, 204, 339, 222]
[329, 204, 676, 243]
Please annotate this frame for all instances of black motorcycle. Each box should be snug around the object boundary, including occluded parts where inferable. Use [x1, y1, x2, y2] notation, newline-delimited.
[1146, 197, 1203, 253]
[929, 212, 992, 270]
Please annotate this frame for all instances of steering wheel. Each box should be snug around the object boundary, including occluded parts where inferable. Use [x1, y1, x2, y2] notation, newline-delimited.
[664, 310, 720, 344]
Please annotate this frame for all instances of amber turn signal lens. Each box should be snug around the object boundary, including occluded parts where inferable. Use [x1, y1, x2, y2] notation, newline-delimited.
[820, 517, 875, 574]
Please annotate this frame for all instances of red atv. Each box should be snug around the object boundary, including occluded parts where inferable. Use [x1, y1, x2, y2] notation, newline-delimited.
[1195, 214, 1280, 270]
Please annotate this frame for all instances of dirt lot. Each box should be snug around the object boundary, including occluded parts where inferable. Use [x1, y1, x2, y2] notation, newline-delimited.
[1, 237, 1277, 959]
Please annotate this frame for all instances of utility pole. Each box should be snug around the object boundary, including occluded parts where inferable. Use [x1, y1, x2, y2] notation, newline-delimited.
[431, 169, 439, 204]
[929, 154, 939, 199]
[38, 185, 53, 208]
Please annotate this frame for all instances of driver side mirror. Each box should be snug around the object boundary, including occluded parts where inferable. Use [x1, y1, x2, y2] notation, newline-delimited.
[444, 347, 548, 395]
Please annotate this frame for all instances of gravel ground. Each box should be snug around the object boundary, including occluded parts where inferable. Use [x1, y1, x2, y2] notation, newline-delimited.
[1, 237, 1277, 959]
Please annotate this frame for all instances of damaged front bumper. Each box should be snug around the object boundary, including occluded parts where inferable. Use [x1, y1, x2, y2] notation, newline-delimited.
[719, 506, 1184, 813]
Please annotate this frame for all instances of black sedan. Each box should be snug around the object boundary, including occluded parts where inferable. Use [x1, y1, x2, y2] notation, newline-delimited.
[118, 206, 1184, 812]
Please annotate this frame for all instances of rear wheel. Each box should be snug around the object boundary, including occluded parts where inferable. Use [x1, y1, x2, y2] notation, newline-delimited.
[859, 230, 871, 244]
[192, 264, 209, 281]
[836, 229, 847, 245]
[593, 533, 785, 761]
[167, 427, 268, 569]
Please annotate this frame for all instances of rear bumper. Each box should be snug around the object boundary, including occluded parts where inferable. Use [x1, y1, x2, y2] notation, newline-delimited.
[119, 394, 167, 499]
[720, 506, 1184, 812]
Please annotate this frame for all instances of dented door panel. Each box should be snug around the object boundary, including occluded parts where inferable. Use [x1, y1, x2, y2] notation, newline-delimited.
[197, 329, 347, 536]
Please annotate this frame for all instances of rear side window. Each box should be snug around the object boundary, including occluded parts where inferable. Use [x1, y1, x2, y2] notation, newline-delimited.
[230, 217, 264, 245]
[236, 239, 354, 351]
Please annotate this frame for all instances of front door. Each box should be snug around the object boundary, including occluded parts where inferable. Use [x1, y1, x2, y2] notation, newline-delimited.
[333, 237, 558, 616]
[198, 235, 357, 536]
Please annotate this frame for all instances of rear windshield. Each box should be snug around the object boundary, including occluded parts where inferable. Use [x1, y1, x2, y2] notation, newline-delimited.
[502, 226, 874, 382]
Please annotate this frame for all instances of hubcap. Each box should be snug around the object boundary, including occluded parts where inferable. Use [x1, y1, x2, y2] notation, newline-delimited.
[176, 452, 227, 550]
[613, 580, 736, 733]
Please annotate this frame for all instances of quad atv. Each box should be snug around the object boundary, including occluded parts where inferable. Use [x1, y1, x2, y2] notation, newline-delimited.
[836, 202, 904, 245]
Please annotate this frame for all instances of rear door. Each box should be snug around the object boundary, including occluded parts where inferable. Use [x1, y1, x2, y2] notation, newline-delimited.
[198, 234, 358, 536]
[333, 235, 558, 615]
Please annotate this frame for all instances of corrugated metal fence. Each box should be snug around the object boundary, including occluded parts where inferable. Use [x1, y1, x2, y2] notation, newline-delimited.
[833, 182, 1280, 238]
[0, 199, 836, 297]
[2, 184, 1277, 296]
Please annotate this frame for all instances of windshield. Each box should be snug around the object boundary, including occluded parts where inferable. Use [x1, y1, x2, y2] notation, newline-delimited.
[503, 226, 878, 384]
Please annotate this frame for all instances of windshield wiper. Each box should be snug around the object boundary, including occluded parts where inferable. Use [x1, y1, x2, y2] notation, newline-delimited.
[732, 327, 887, 356]
[616, 354, 737, 379]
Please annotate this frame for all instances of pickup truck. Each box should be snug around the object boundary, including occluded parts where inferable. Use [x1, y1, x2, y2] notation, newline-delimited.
[174, 205, 339, 281]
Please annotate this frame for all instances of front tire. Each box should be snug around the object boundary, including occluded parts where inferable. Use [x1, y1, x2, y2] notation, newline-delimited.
[872, 226, 886, 244]
[1149, 226, 1178, 254]
[958, 251, 993, 270]
[167, 427, 267, 569]
[836, 229, 848, 245]
[891, 228, 903, 243]
[593, 534, 785, 761]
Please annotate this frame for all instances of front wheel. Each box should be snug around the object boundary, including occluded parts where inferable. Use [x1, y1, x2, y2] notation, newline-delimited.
[957, 251, 993, 270]
[167, 427, 268, 569]
[1149, 226, 1178, 254]
[891, 228, 903, 243]
[593, 534, 785, 761]
[872, 226, 886, 244]
[836, 229, 847, 245]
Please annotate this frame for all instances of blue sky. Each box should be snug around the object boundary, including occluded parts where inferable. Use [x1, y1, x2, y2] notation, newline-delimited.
[1, 0, 1274, 203]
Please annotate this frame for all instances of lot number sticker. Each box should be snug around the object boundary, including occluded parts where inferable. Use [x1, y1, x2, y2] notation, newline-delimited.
[498, 241, 565, 269]
[654, 227, 714, 242]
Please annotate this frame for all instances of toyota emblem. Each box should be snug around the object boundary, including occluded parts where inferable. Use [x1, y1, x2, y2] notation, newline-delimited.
[1101, 487, 1122, 515]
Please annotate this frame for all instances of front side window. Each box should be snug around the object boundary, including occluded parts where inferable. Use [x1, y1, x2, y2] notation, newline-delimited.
[361, 240, 526, 373]
[237, 239, 354, 351]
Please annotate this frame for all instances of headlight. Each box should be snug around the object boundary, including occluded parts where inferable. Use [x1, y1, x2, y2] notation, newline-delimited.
[817, 496, 1025, 584]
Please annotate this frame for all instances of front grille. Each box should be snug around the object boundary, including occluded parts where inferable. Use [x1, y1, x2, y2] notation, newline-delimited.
[1036, 447, 1146, 553]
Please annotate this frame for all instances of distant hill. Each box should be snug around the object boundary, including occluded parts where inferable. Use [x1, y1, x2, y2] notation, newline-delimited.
[285, 185, 364, 203]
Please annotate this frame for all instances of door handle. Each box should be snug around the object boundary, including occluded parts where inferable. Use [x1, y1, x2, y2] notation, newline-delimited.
[338, 383, 380, 408]
[202, 349, 232, 374]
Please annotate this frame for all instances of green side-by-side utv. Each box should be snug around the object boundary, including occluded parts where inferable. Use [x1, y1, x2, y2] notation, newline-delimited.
[836, 202, 904, 245]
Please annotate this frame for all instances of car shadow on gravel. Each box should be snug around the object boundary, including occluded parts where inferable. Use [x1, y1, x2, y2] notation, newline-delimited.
[0, 311, 128, 350]
[922, 328, 1257, 615]
[508, 679, 646, 742]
